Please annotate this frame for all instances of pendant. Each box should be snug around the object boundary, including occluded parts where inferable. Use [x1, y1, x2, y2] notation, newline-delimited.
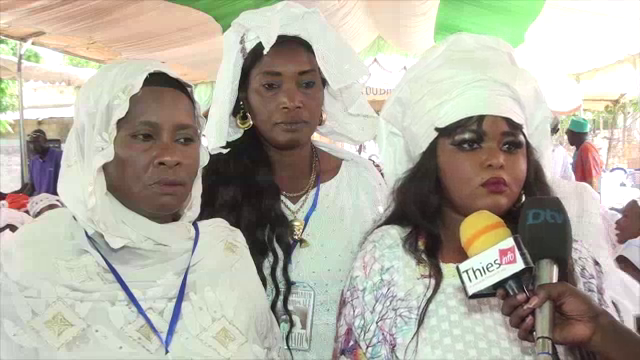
[290, 218, 305, 241]
[289, 219, 311, 248]
[299, 238, 311, 248]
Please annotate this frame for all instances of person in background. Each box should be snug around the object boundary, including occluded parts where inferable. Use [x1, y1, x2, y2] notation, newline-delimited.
[24, 129, 63, 196]
[199, 3, 385, 358]
[334, 33, 616, 360]
[0, 61, 281, 359]
[550, 117, 575, 181]
[27, 193, 63, 218]
[615, 198, 640, 283]
[566, 116, 603, 191]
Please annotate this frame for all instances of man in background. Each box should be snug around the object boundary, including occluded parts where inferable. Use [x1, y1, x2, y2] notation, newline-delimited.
[566, 116, 603, 191]
[25, 129, 63, 196]
[550, 117, 575, 181]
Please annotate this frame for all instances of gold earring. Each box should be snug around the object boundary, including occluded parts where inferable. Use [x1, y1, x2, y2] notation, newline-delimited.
[236, 101, 253, 130]
[319, 111, 327, 126]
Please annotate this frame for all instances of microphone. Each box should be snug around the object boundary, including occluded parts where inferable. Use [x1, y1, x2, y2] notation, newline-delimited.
[456, 210, 534, 298]
[518, 197, 572, 360]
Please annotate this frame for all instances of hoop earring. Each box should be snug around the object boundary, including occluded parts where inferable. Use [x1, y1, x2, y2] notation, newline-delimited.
[319, 111, 327, 126]
[236, 101, 253, 130]
[512, 190, 526, 210]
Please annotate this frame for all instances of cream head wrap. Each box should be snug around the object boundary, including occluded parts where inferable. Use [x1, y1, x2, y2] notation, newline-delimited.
[58, 61, 208, 248]
[204, 1, 378, 154]
[379, 33, 553, 184]
[27, 193, 63, 217]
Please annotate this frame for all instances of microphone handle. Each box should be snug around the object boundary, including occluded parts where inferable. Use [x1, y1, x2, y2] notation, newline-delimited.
[502, 277, 530, 297]
[535, 259, 559, 360]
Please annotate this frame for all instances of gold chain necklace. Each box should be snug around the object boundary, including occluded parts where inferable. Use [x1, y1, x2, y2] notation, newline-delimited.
[280, 146, 319, 248]
[281, 145, 318, 198]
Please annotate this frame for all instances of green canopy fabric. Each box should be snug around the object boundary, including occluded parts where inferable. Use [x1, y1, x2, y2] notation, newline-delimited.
[170, 0, 280, 31]
[194, 81, 215, 111]
[358, 36, 416, 59]
[433, 0, 545, 47]
[171, 0, 546, 55]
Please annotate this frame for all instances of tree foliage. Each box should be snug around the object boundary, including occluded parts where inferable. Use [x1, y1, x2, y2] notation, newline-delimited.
[0, 38, 43, 131]
[63, 55, 102, 69]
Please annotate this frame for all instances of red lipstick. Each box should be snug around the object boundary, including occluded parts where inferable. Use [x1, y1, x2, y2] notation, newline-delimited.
[482, 177, 508, 194]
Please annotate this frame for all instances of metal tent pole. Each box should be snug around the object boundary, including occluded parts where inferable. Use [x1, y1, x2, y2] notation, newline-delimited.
[17, 41, 28, 185]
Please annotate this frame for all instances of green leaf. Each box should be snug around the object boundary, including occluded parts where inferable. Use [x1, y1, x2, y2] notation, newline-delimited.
[63, 55, 102, 69]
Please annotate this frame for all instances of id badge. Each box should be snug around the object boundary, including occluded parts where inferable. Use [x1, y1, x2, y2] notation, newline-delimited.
[276, 282, 315, 351]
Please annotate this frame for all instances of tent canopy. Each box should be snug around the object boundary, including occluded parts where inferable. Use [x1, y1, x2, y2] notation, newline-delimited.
[0, 0, 222, 83]
[0, 54, 96, 86]
[1, 0, 639, 111]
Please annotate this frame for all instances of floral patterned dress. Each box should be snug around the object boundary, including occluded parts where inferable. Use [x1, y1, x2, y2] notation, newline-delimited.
[334, 225, 615, 360]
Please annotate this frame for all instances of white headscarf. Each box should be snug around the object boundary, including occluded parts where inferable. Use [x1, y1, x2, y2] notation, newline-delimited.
[58, 61, 209, 249]
[204, 1, 378, 154]
[379, 33, 553, 184]
[27, 193, 62, 217]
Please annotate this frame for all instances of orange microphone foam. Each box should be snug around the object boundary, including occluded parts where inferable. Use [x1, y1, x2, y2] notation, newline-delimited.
[460, 210, 512, 257]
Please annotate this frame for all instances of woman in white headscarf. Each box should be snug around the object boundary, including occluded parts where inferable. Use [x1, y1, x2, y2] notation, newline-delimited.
[334, 33, 618, 360]
[0, 61, 281, 359]
[199, 2, 386, 358]
[27, 193, 63, 218]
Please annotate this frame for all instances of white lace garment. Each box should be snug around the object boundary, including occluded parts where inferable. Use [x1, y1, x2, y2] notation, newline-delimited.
[0, 209, 282, 359]
[265, 141, 388, 360]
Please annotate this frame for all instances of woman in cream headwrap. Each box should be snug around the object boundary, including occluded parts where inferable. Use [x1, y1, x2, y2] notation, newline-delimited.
[199, 2, 386, 358]
[334, 33, 618, 360]
[0, 61, 281, 359]
[27, 193, 63, 218]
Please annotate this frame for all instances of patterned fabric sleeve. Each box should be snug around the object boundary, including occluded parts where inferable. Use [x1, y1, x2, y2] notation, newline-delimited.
[334, 228, 407, 360]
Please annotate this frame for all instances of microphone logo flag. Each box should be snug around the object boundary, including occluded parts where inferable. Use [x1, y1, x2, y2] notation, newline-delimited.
[499, 245, 517, 265]
[456, 236, 533, 298]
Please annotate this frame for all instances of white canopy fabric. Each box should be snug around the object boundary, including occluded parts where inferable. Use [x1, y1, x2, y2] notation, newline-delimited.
[0, 0, 222, 84]
[0, 55, 96, 86]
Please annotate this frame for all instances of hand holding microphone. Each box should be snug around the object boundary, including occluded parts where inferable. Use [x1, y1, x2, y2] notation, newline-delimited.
[502, 282, 640, 360]
[497, 282, 597, 345]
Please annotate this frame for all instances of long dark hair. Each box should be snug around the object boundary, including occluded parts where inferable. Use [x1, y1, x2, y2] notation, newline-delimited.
[199, 35, 325, 352]
[378, 115, 552, 356]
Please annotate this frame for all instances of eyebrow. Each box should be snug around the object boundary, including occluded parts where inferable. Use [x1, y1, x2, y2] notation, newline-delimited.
[134, 120, 197, 132]
[174, 123, 199, 132]
[453, 129, 523, 138]
[135, 120, 159, 129]
[501, 130, 523, 138]
[260, 68, 317, 77]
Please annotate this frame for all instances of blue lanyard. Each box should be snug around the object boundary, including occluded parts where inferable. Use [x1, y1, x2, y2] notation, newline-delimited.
[85, 222, 200, 355]
[290, 173, 321, 257]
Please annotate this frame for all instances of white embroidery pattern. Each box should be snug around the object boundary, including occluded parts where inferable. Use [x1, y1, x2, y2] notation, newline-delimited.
[29, 300, 87, 349]
[123, 310, 168, 354]
[198, 317, 247, 358]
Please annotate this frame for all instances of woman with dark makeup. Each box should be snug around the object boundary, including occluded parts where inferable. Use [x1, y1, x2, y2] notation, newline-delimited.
[334, 33, 617, 360]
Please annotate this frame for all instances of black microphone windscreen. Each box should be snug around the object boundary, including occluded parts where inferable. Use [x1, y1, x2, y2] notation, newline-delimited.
[517, 196, 572, 280]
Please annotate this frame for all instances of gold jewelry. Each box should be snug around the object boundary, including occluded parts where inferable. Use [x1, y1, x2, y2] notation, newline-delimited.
[236, 101, 253, 130]
[281, 187, 313, 248]
[281, 145, 319, 198]
[319, 111, 327, 126]
[279, 144, 320, 248]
